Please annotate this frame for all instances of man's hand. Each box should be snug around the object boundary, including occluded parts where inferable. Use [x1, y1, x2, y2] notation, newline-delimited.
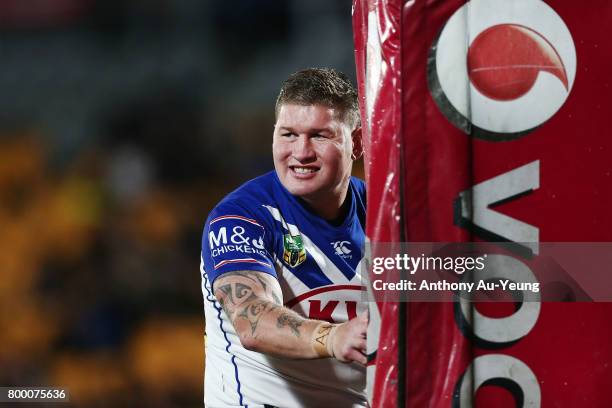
[330, 311, 368, 365]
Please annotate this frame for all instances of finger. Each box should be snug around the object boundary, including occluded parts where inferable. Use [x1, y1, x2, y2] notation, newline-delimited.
[354, 338, 366, 354]
[357, 317, 368, 335]
[347, 349, 367, 365]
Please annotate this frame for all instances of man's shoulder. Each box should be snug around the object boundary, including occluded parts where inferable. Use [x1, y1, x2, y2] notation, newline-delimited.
[212, 172, 277, 212]
[201, 172, 279, 279]
[217, 172, 274, 207]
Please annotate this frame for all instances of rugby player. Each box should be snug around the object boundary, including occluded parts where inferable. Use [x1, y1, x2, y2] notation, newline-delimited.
[201, 68, 368, 407]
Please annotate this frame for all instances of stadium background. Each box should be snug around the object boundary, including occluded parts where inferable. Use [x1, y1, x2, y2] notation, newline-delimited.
[0, 1, 362, 406]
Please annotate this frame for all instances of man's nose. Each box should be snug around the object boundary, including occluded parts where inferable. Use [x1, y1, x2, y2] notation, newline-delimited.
[292, 135, 316, 162]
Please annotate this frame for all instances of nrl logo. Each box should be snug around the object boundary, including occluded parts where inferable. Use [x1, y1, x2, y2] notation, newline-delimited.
[283, 234, 306, 267]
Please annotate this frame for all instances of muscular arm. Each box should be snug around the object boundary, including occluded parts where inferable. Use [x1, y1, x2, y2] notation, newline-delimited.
[213, 270, 367, 363]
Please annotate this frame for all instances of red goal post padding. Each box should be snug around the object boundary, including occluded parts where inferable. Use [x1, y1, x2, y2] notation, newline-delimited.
[354, 0, 612, 406]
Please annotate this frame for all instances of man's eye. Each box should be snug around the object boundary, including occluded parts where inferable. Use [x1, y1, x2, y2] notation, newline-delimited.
[313, 134, 327, 139]
[282, 132, 297, 137]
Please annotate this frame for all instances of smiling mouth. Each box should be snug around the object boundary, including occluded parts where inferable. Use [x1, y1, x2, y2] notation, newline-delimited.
[290, 166, 319, 175]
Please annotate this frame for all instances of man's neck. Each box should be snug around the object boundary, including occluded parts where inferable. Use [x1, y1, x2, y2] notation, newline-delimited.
[300, 189, 350, 223]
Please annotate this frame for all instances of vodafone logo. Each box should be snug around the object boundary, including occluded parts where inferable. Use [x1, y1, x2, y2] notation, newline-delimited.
[428, 0, 576, 140]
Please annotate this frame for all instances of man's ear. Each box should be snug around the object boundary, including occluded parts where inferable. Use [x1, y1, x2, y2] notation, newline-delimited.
[351, 127, 363, 161]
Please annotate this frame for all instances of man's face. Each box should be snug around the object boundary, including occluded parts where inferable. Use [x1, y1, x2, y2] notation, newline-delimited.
[273, 103, 358, 204]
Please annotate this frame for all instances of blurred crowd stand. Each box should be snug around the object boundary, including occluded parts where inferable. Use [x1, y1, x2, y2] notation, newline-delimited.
[0, 131, 209, 406]
[0, 0, 356, 406]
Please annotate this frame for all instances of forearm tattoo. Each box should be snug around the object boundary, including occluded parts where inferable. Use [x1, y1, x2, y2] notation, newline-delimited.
[214, 271, 284, 335]
[238, 299, 280, 334]
[276, 313, 304, 337]
[313, 324, 333, 349]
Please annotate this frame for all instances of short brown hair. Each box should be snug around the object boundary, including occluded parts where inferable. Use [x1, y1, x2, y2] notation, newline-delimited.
[275, 68, 360, 128]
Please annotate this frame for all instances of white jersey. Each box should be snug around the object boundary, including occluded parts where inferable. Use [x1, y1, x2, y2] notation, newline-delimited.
[200, 172, 368, 407]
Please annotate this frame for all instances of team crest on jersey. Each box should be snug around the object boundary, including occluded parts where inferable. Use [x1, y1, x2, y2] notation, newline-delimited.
[283, 234, 306, 267]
